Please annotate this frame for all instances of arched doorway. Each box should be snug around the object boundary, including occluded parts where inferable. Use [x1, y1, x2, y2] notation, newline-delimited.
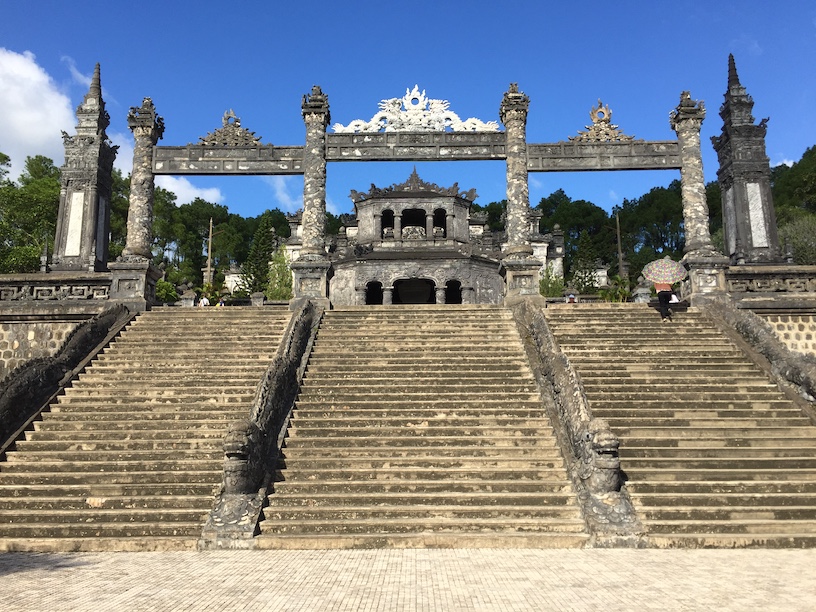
[393, 278, 435, 304]
[365, 281, 384, 305]
[445, 280, 462, 304]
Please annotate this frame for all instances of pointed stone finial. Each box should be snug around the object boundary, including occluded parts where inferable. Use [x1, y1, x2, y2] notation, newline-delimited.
[89, 63, 102, 98]
[727, 54, 741, 89]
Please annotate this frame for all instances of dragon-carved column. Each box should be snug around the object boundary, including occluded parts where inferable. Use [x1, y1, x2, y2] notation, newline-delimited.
[291, 86, 332, 303]
[670, 91, 728, 303]
[122, 98, 164, 259]
[499, 83, 542, 302]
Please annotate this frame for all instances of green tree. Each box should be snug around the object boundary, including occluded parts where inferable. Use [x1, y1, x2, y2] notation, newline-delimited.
[266, 244, 293, 300]
[537, 191, 613, 274]
[0, 155, 60, 273]
[772, 146, 816, 224]
[108, 169, 130, 260]
[240, 214, 278, 294]
[779, 216, 816, 265]
[569, 230, 600, 294]
[470, 200, 506, 231]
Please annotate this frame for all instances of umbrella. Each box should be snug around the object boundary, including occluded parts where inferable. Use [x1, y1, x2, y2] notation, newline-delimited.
[642, 256, 688, 284]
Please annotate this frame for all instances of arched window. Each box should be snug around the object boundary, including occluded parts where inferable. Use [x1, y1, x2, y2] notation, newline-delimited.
[381, 210, 394, 238]
[433, 208, 447, 238]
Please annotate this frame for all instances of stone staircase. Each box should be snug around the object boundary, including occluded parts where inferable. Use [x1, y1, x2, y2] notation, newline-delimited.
[544, 302, 816, 547]
[0, 306, 290, 551]
[257, 305, 588, 548]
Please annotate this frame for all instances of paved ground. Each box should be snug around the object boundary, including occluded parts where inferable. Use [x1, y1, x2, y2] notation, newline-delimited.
[1, 549, 815, 611]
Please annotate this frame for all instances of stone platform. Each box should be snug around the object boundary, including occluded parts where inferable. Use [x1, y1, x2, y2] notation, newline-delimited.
[0, 549, 814, 611]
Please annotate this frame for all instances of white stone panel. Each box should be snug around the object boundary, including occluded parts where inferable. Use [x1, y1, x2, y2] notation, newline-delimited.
[747, 182, 768, 248]
[724, 187, 736, 255]
[65, 192, 85, 256]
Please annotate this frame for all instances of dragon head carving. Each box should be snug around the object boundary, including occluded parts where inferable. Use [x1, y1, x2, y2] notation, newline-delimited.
[578, 419, 622, 494]
[223, 419, 264, 495]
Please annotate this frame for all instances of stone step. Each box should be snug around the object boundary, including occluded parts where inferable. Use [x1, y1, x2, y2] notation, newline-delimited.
[604, 417, 813, 428]
[272, 480, 575, 495]
[0, 459, 221, 473]
[14, 439, 227, 452]
[281, 446, 560, 459]
[622, 447, 816, 459]
[288, 416, 553, 429]
[277, 457, 566, 471]
[640, 519, 816, 535]
[612, 427, 816, 438]
[265, 492, 577, 507]
[0, 483, 218, 497]
[47, 406, 251, 417]
[0, 508, 207, 524]
[591, 408, 803, 419]
[273, 467, 568, 481]
[630, 492, 816, 506]
[5, 449, 223, 462]
[618, 437, 816, 448]
[251, 532, 590, 550]
[292, 406, 548, 418]
[262, 505, 582, 522]
[623, 469, 816, 481]
[23, 429, 233, 441]
[622, 457, 816, 470]
[259, 517, 587, 536]
[627, 481, 816, 494]
[0, 470, 221, 485]
[286, 425, 550, 438]
[0, 522, 204, 539]
[295, 391, 541, 402]
[282, 435, 563, 449]
[641, 502, 816, 523]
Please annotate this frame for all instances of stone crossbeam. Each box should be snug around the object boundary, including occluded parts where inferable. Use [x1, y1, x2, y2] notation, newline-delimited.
[152, 146, 305, 175]
[152, 138, 681, 174]
[526, 141, 681, 172]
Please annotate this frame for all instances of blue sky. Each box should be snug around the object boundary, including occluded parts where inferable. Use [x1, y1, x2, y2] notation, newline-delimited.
[1, 1, 815, 219]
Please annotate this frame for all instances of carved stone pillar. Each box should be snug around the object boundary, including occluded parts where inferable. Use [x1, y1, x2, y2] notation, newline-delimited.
[374, 212, 382, 241]
[446, 213, 454, 239]
[122, 98, 164, 259]
[394, 216, 402, 241]
[670, 92, 715, 256]
[500, 83, 532, 257]
[293, 86, 332, 303]
[383, 287, 393, 305]
[670, 91, 729, 304]
[499, 84, 542, 303]
[426, 213, 434, 240]
[52, 64, 117, 272]
[355, 287, 366, 305]
[435, 287, 446, 304]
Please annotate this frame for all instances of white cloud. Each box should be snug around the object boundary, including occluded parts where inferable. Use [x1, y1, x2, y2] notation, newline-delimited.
[155, 176, 224, 205]
[261, 176, 303, 212]
[0, 48, 75, 179]
[772, 158, 795, 168]
[326, 196, 342, 215]
[608, 189, 619, 202]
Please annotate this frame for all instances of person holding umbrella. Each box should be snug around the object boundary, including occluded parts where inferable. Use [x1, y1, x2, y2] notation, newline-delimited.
[641, 256, 688, 323]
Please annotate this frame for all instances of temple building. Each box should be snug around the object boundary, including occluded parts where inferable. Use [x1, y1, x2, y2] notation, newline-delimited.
[284, 169, 564, 305]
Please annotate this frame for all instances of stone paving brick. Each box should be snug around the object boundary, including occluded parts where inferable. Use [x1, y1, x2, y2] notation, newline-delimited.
[0, 549, 815, 611]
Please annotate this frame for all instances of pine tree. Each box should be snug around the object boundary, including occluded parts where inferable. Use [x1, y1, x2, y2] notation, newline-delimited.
[266, 245, 293, 300]
[239, 215, 277, 294]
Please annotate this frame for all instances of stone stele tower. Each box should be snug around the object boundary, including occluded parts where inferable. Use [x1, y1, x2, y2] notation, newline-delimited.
[711, 54, 782, 264]
[51, 64, 117, 272]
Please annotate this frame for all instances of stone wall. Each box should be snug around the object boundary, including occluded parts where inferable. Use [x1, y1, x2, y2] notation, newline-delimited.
[763, 314, 816, 356]
[0, 321, 82, 379]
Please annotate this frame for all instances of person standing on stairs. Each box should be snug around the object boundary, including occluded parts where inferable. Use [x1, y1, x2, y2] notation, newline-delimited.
[654, 282, 673, 322]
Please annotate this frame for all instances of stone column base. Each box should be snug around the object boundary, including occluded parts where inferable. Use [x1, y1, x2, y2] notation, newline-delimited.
[108, 258, 162, 312]
[683, 249, 730, 306]
[291, 256, 331, 304]
[500, 255, 543, 304]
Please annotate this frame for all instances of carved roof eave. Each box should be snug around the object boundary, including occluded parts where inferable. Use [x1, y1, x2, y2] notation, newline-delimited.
[191, 110, 265, 147]
[568, 99, 639, 143]
[350, 169, 477, 204]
